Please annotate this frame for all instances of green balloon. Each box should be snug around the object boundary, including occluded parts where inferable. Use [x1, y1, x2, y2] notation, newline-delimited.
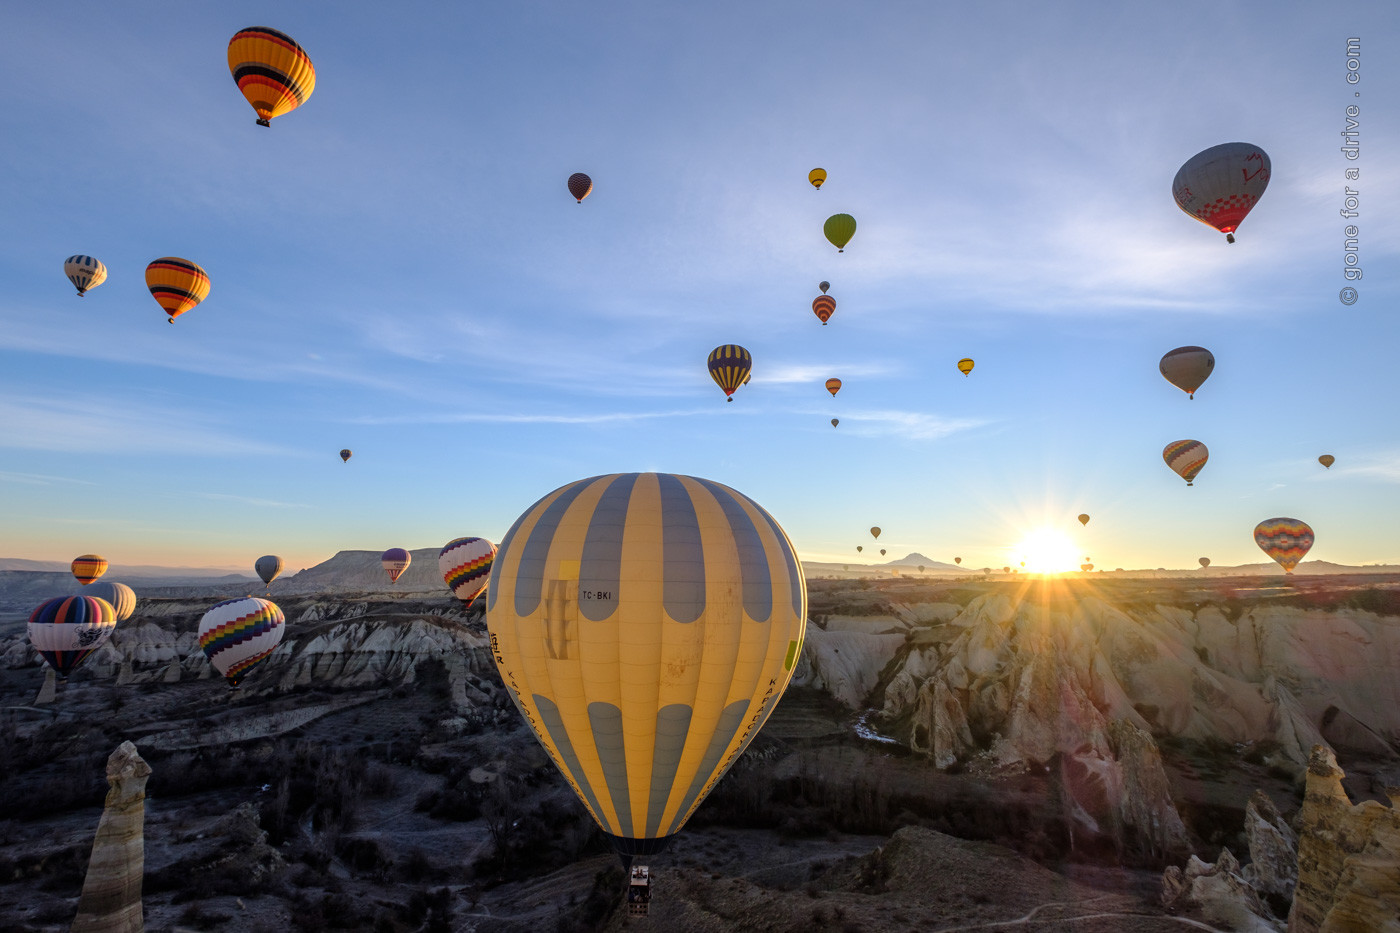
[824, 213, 857, 252]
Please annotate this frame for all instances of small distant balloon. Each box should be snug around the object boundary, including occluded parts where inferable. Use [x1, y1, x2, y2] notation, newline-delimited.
[197, 596, 285, 686]
[1159, 347, 1215, 399]
[64, 255, 107, 296]
[145, 257, 210, 323]
[957, 358, 974, 376]
[1080, 563, 1094, 572]
[86, 582, 135, 622]
[1254, 518, 1314, 574]
[831, 418, 839, 428]
[1173, 142, 1271, 243]
[1078, 514, 1090, 526]
[857, 546, 863, 553]
[954, 557, 961, 564]
[567, 172, 593, 202]
[1318, 455, 1335, 468]
[808, 168, 827, 189]
[823, 213, 856, 252]
[818, 281, 830, 294]
[381, 547, 411, 583]
[870, 527, 881, 539]
[812, 293, 836, 325]
[29, 596, 117, 679]
[880, 549, 886, 556]
[825, 378, 842, 397]
[1003, 566, 1011, 574]
[707, 345, 751, 402]
[339, 449, 352, 462]
[228, 27, 316, 127]
[71, 555, 108, 586]
[1199, 557, 1211, 568]
[1163, 439, 1208, 486]
[255, 555, 284, 587]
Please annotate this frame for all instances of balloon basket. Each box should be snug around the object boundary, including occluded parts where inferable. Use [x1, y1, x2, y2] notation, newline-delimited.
[626, 865, 651, 917]
[1226, 233, 1235, 244]
[256, 118, 271, 127]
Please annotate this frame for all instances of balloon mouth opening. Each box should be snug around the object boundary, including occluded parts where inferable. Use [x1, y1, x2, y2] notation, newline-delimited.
[256, 118, 271, 127]
[606, 832, 675, 869]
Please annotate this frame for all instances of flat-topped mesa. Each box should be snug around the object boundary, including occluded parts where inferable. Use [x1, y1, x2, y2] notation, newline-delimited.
[1288, 744, 1400, 933]
[71, 741, 151, 933]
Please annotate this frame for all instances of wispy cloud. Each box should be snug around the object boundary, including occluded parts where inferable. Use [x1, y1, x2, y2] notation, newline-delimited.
[348, 407, 727, 426]
[1336, 453, 1400, 483]
[823, 409, 989, 441]
[0, 470, 97, 486]
[190, 492, 311, 509]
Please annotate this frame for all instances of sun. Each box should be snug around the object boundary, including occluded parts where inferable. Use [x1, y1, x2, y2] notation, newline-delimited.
[1013, 528, 1082, 574]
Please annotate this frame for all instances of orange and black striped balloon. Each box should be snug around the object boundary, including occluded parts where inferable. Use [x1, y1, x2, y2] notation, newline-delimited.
[228, 27, 316, 127]
[812, 294, 835, 325]
[707, 345, 751, 402]
[145, 258, 210, 322]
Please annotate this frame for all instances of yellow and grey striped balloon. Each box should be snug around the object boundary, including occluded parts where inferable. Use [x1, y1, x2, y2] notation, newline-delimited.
[486, 472, 806, 860]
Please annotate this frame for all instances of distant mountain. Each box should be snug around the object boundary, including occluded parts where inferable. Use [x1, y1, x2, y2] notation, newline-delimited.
[273, 549, 448, 594]
[0, 558, 254, 578]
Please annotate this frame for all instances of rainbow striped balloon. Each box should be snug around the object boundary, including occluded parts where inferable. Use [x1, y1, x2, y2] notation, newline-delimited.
[486, 472, 806, 860]
[1254, 518, 1314, 574]
[227, 27, 316, 126]
[197, 597, 285, 687]
[29, 596, 117, 678]
[439, 537, 496, 602]
[1163, 439, 1208, 485]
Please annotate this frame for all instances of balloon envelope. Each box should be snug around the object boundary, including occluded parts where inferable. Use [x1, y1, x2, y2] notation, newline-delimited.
[63, 255, 107, 296]
[568, 172, 593, 202]
[831, 418, 838, 427]
[255, 555, 284, 587]
[381, 548, 411, 583]
[825, 378, 841, 397]
[86, 582, 136, 622]
[29, 596, 116, 678]
[1172, 142, 1270, 242]
[818, 281, 829, 294]
[880, 549, 886, 556]
[198, 596, 285, 686]
[227, 27, 316, 126]
[870, 527, 880, 539]
[145, 257, 210, 322]
[823, 213, 856, 251]
[1159, 347, 1215, 399]
[954, 557, 961, 564]
[1163, 440, 1209, 485]
[71, 554, 108, 585]
[1080, 564, 1094, 572]
[856, 546, 862, 552]
[812, 294, 836, 324]
[1318, 455, 1335, 468]
[485, 472, 806, 860]
[439, 537, 496, 602]
[1199, 557, 1211, 568]
[957, 358, 974, 376]
[707, 345, 751, 401]
[339, 449, 352, 462]
[808, 168, 826, 189]
[1077, 514, 1090, 526]
[1254, 518, 1314, 574]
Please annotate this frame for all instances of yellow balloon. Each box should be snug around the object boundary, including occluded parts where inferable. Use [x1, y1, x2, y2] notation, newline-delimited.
[485, 473, 806, 861]
[808, 168, 827, 189]
[957, 358, 974, 376]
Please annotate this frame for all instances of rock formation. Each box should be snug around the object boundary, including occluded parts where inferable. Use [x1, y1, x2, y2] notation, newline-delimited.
[1288, 745, 1400, 932]
[1242, 790, 1297, 902]
[1161, 847, 1280, 932]
[71, 741, 151, 933]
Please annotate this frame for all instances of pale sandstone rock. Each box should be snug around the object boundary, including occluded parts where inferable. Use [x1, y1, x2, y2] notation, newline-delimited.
[791, 625, 905, 708]
[1162, 847, 1280, 932]
[71, 741, 151, 933]
[1242, 790, 1298, 899]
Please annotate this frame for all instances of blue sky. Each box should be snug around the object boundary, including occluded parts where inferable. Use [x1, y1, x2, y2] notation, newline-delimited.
[2, 1, 1398, 573]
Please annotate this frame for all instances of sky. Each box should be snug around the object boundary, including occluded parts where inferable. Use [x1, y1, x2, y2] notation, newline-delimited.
[2, 1, 1398, 574]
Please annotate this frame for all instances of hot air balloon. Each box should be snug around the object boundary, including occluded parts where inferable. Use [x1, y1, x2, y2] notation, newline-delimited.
[568, 172, 593, 202]
[870, 527, 881, 539]
[856, 546, 863, 552]
[71, 555, 108, 585]
[227, 27, 316, 127]
[823, 213, 856, 252]
[812, 293, 836, 325]
[1318, 455, 1335, 469]
[825, 378, 842, 397]
[831, 418, 839, 428]
[1172, 143, 1271, 243]
[1020, 562, 1025, 568]
[1163, 440, 1208, 485]
[819, 281, 830, 294]
[197, 596, 285, 686]
[1080, 563, 1094, 572]
[957, 358, 974, 376]
[880, 549, 886, 556]
[439, 537, 496, 603]
[1159, 347, 1215, 399]
[381, 548, 411, 583]
[1199, 557, 1210, 568]
[255, 555, 284, 588]
[917, 566, 924, 573]
[87, 582, 135, 622]
[339, 449, 352, 462]
[1254, 518, 1313, 574]
[63, 255, 107, 296]
[145, 258, 209, 323]
[808, 168, 826, 189]
[484, 472, 806, 864]
[28, 596, 116, 679]
[954, 557, 961, 564]
[707, 345, 751, 402]
[1003, 566, 1011, 574]
[1077, 514, 1090, 527]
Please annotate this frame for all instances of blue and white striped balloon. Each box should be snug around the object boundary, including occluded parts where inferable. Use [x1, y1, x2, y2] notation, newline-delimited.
[63, 255, 108, 296]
